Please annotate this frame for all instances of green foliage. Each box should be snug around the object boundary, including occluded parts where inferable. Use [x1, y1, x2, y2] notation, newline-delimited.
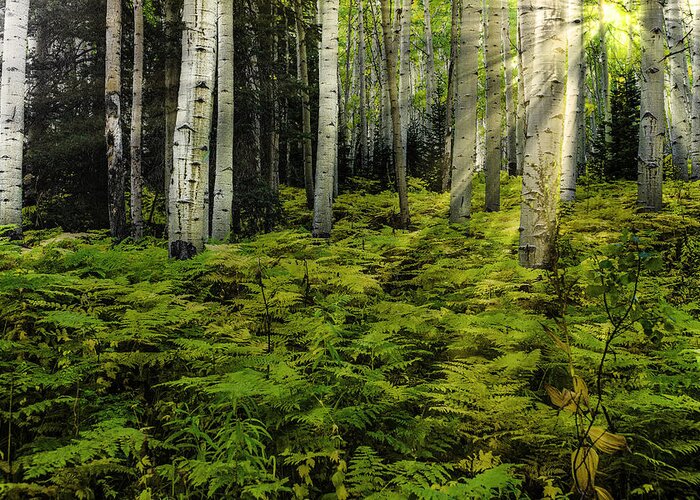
[2, 178, 700, 498]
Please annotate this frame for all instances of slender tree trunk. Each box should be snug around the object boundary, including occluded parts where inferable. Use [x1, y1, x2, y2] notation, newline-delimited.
[312, 0, 339, 237]
[518, 0, 566, 268]
[381, 0, 410, 228]
[502, 0, 516, 176]
[370, 0, 392, 146]
[212, 0, 234, 241]
[441, 0, 460, 192]
[691, 0, 700, 179]
[638, 0, 665, 211]
[561, 0, 584, 202]
[598, 0, 611, 148]
[0, 0, 30, 233]
[423, 0, 436, 124]
[164, 0, 181, 218]
[515, 0, 528, 176]
[268, 9, 280, 193]
[295, 0, 314, 208]
[357, 0, 369, 173]
[105, 0, 127, 240]
[168, 0, 217, 258]
[484, 0, 502, 212]
[449, 0, 479, 223]
[398, 0, 411, 150]
[130, 0, 144, 239]
[664, 0, 691, 180]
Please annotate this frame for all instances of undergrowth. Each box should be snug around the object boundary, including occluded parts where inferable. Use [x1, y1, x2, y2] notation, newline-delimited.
[1, 176, 699, 499]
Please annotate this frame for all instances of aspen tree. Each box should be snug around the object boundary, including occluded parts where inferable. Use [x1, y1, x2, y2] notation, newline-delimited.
[441, 0, 460, 191]
[664, 0, 692, 180]
[311, 0, 339, 237]
[164, 0, 181, 214]
[0, 0, 30, 233]
[381, 0, 410, 228]
[518, 0, 566, 268]
[295, 0, 314, 208]
[398, 0, 411, 150]
[502, 0, 517, 176]
[130, 0, 144, 240]
[357, 0, 369, 172]
[561, 0, 584, 202]
[105, 0, 127, 239]
[638, 0, 665, 211]
[211, 0, 234, 241]
[423, 0, 436, 123]
[449, 0, 480, 223]
[168, 0, 217, 258]
[484, 0, 502, 212]
[691, 0, 700, 179]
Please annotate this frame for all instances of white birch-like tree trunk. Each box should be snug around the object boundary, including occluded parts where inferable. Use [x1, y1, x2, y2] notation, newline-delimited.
[168, 0, 216, 258]
[0, 0, 29, 233]
[357, 0, 369, 172]
[382, 0, 410, 228]
[664, 0, 691, 180]
[441, 0, 460, 191]
[449, 0, 479, 223]
[423, 0, 436, 123]
[398, 0, 411, 152]
[502, 0, 517, 176]
[515, 0, 530, 177]
[164, 0, 181, 216]
[691, 0, 700, 179]
[518, 0, 566, 268]
[211, 0, 234, 241]
[484, 0, 502, 212]
[105, 0, 127, 239]
[598, 0, 611, 147]
[295, 0, 315, 208]
[560, 0, 584, 202]
[130, 0, 144, 239]
[638, 0, 665, 211]
[312, 0, 339, 237]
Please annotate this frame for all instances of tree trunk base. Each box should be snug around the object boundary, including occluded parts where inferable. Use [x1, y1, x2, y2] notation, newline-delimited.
[170, 240, 198, 260]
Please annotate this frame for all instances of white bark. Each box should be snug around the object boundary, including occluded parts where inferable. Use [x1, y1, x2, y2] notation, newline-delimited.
[211, 0, 234, 241]
[691, 0, 700, 179]
[518, 0, 566, 268]
[664, 0, 691, 180]
[358, 0, 369, 172]
[312, 0, 339, 237]
[168, 0, 217, 257]
[638, 0, 665, 211]
[484, 0, 502, 212]
[399, 0, 412, 151]
[0, 0, 29, 231]
[131, 0, 144, 239]
[449, 0, 480, 223]
[561, 0, 584, 202]
[164, 0, 180, 215]
[295, 0, 315, 208]
[502, 0, 517, 176]
[423, 0, 436, 122]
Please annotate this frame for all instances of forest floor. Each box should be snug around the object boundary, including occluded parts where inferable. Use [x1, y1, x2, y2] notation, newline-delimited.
[1, 176, 700, 499]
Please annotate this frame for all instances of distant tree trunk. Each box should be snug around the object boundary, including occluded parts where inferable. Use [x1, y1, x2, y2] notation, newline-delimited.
[518, 0, 566, 269]
[515, 0, 529, 176]
[638, 0, 665, 211]
[295, 0, 314, 208]
[691, 0, 700, 179]
[312, 0, 339, 237]
[130, 0, 144, 239]
[0, 0, 30, 233]
[664, 0, 691, 180]
[398, 0, 411, 150]
[441, 0, 460, 192]
[164, 0, 181, 217]
[211, 0, 234, 241]
[598, 0, 611, 148]
[357, 0, 369, 173]
[449, 0, 479, 223]
[484, 0, 502, 212]
[105, 0, 127, 240]
[381, 0, 410, 228]
[168, 0, 216, 258]
[502, 0, 517, 176]
[423, 0, 436, 124]
[268, 15, 280, 193]
[561, 0, 584, 202]
[370, 0, 392, 146]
